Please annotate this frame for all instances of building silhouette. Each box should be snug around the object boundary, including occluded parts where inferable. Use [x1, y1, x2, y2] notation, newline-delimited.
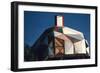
[25, 15, 90, 61]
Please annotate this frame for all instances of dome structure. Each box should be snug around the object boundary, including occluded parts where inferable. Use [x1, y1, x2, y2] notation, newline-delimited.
[30, 15, 90, 61]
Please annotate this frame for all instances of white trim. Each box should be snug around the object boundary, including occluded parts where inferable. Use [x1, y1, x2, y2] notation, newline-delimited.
[18, 5, 96, 69]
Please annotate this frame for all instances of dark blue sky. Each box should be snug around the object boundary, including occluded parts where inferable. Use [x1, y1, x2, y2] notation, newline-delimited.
[24, 11, 90, 46]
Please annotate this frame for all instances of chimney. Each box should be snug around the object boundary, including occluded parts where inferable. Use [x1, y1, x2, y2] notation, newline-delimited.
[55, 15, 64, 27]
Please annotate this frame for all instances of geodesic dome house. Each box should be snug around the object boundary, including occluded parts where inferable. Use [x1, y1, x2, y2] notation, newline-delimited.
[30, 15, 90, 61]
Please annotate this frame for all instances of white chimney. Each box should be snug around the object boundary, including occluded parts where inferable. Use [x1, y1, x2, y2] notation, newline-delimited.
[56, 16, 64, 27]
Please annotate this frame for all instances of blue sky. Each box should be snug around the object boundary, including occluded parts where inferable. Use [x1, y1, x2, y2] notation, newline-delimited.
[24, 11, 90, 46]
